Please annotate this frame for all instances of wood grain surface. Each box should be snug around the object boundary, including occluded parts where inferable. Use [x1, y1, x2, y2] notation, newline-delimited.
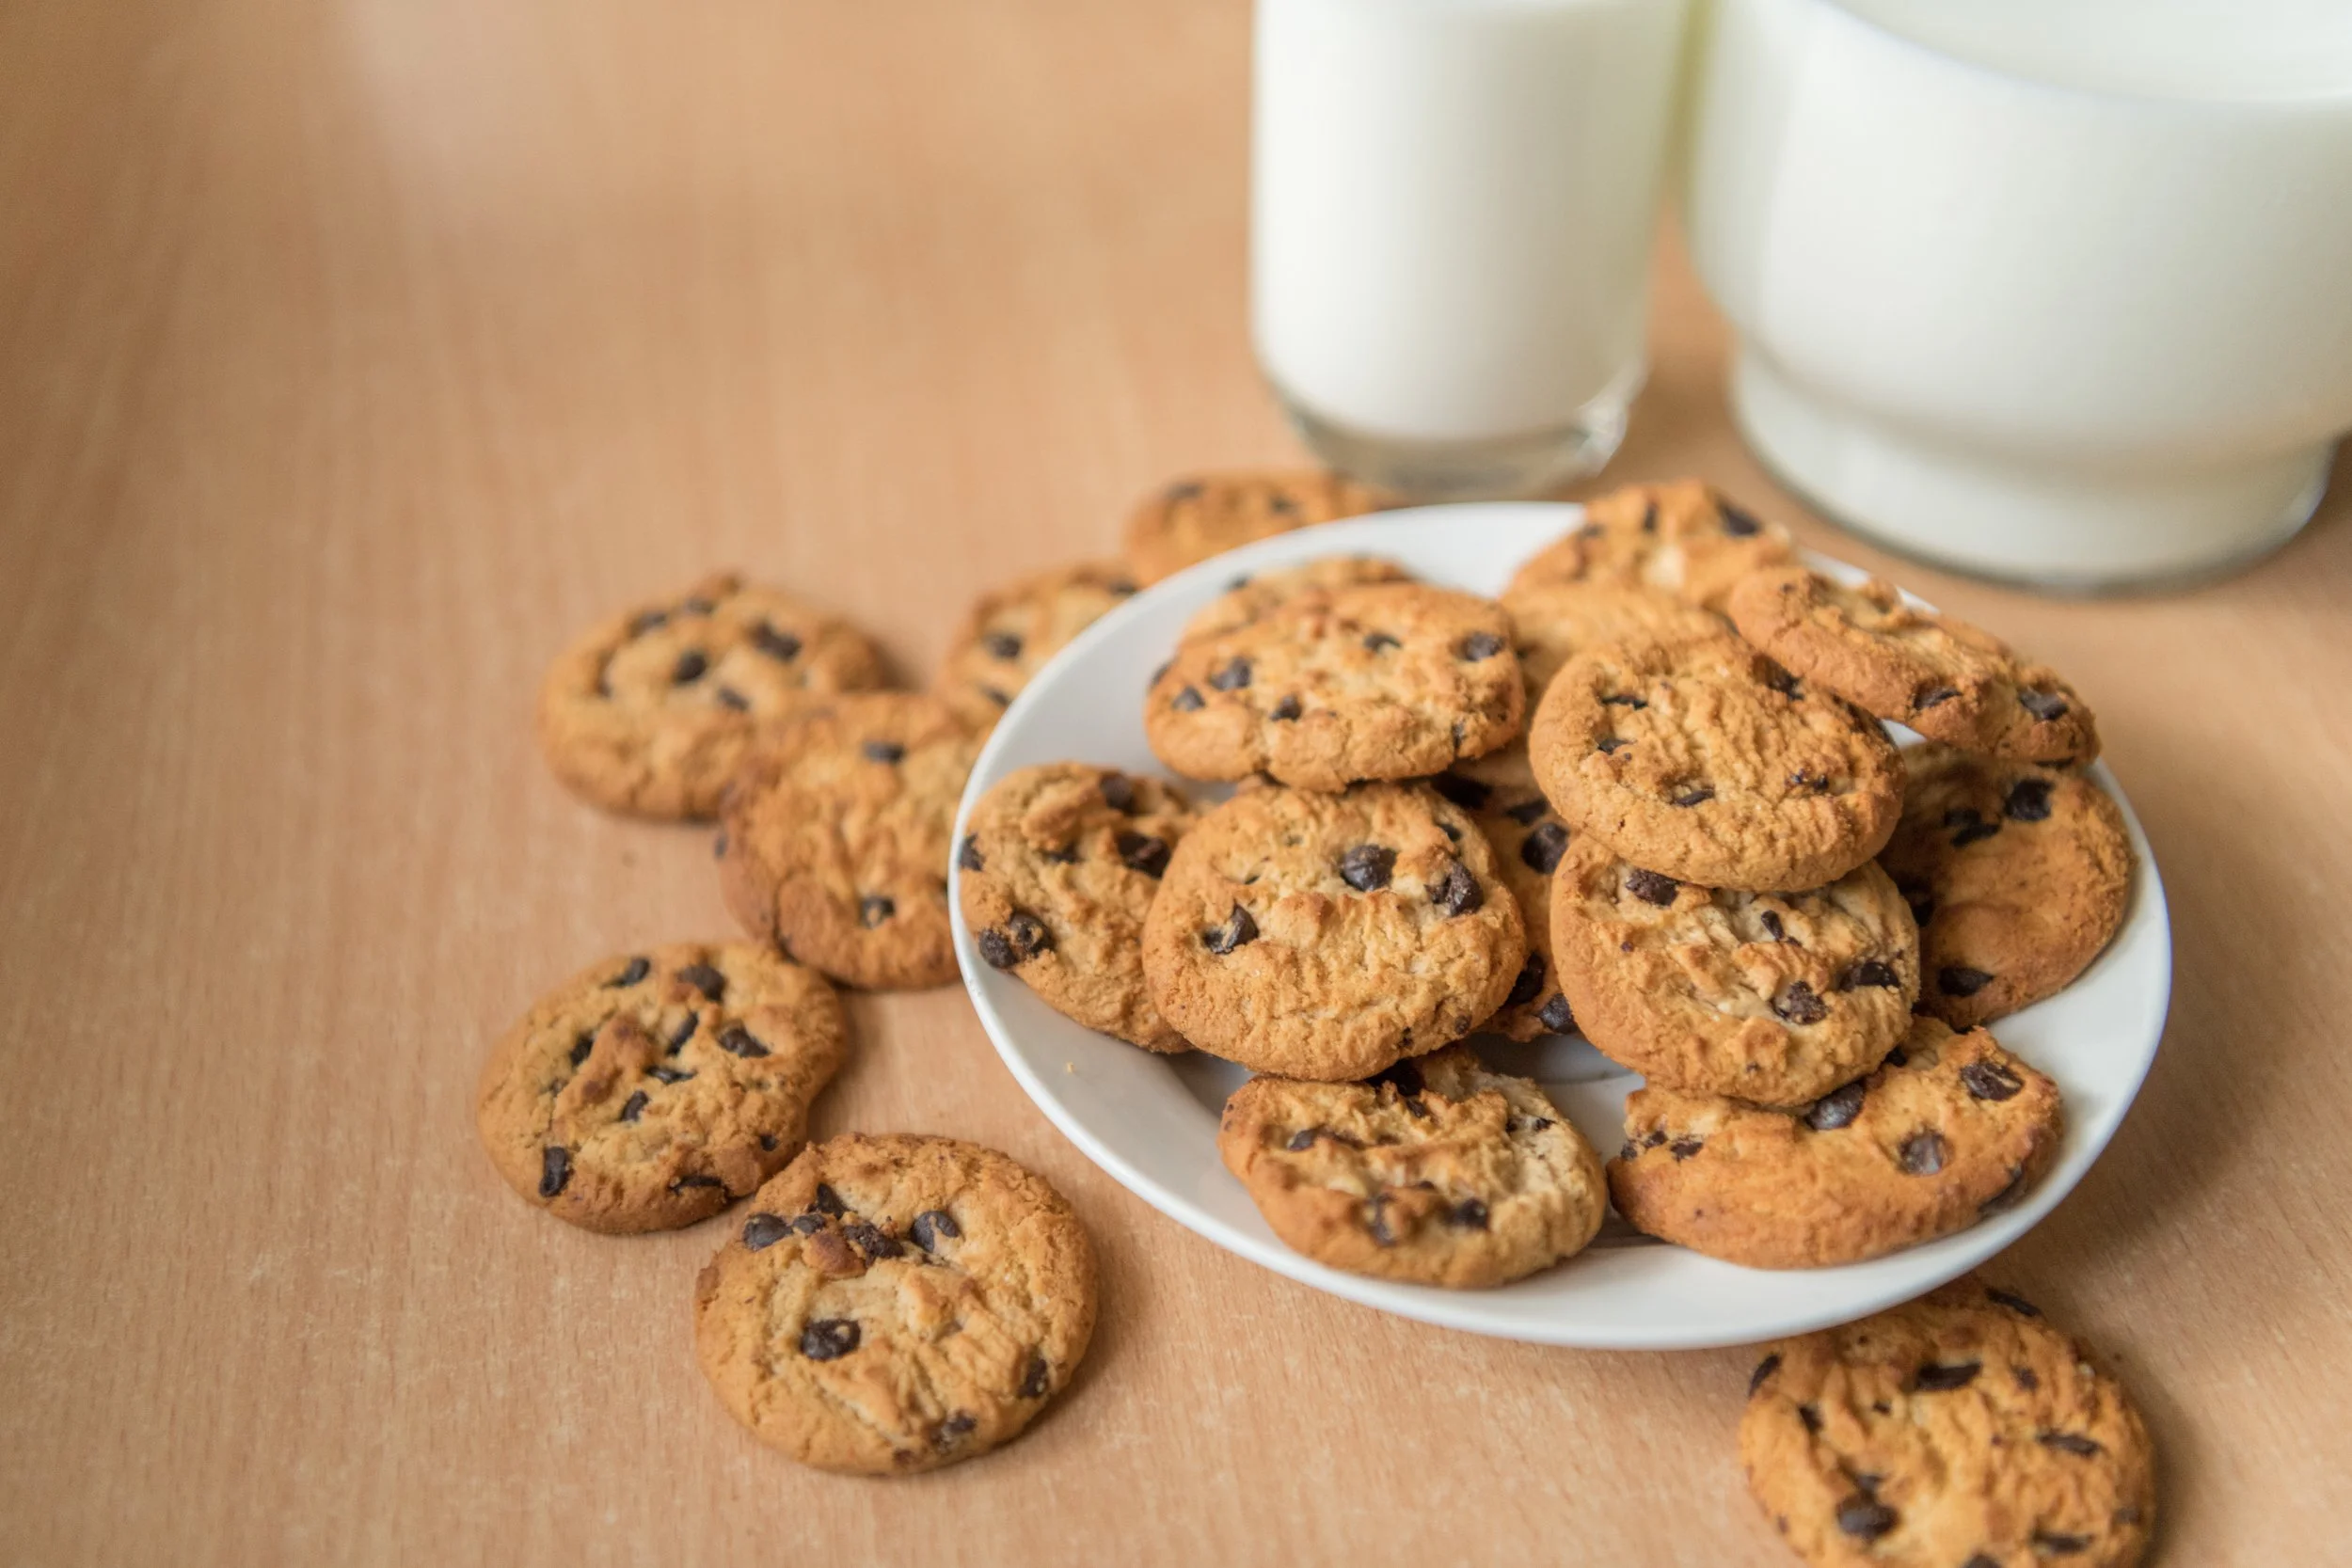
[3, 3, 2345, 1563]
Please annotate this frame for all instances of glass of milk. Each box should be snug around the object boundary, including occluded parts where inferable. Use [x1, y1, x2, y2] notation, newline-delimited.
[1253, 0, 1691, 501]
[1685, 0, 2352, 589]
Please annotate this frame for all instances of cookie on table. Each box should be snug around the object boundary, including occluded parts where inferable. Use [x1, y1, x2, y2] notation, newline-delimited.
[1548, 832, 1918, 1105]
[719, 693, 980, 990]
[1181, 555, 1415, 643]
[1743, 1276, 2154, 1567]
[935, 562, 1138, 730]
[475, 943, 847, 1234]
[1505, 479, 1795, 612]
[538, 573, 890, 820]
[1528, 633, 1905, 892]
[1727, 567, 2101, 767]
[1217, 1045, 1606, 1288]
[956, 763, 1197, 1051]
[693, 1133, 1096, 1475]
[1145, 581, 1524, 790]
[1501, 577, 1724, 711]
[1877, 744, 2134, 1030]
[1123, 468, 1383, 586]
[1434, 751, 1580, 1040]
[1610, 1018, 2061, 1267]
[1141, 782, 1527, 1080]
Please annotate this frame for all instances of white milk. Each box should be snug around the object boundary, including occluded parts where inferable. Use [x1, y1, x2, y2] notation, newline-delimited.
[1253, 0, 1689, 497]
[1685, 0, 2352, 586]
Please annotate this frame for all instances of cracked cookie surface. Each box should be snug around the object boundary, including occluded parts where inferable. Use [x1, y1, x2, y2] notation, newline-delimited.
[1505, 480, 1795, 612]
[935, 562, 1137, 730]
[1123, 469, 1382, 586]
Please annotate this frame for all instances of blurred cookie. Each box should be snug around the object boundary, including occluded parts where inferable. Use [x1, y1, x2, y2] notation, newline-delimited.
[1505, 479, 1794, 611]
[935, 562, 1137, 729]
[1435, 751, 1579, 1040]
[1501, 577, 1724, 710]
[1123, 469, 1381, 585]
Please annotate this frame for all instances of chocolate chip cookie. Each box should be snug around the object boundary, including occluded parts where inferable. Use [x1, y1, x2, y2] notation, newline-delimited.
[1610, 1018, 2061, 1267]
[957, 762, 1197, 1050]
[1878, 744, 2134, 1029]
[1505, 479, 1795, 612]
[719, 693, 980, 990]
[538, 573, 890, 820]
[1528, 633, 1905, 892]
[1742, 1276, 2155, 1566]
[1181, 554, 1416, 643]
[1145, 582, 1524, 790]
[1727, 568, 2101, 767]
[475, 943, 847, 1234]
[1217, 1046, 1606, 1288]
[693, 1133, 1096, 1475]
[1501, 577, 1724, 712]
[935, 562, 1138, 730]
[1435, 751, 1580, 1040]
[1548, 832, 1918, 1104]
[1123, 468, 1383, 586]
[1141, 783, 1527, 1080]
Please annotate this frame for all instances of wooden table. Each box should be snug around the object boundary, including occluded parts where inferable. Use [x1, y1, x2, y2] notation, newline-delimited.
[4, 3, 2344, 1562]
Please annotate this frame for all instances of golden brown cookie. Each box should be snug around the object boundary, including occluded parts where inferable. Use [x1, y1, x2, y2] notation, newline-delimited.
[1145, 581, 1524, 790]
[956, 763, 1197, 1050]
[475, 943, 847, 1234]
[1218, 1046, 1606, 1288]
[1180, 554, 1416, 643]
[934, 562, 1138, 730]
[1742, 1276, 2154, 1567]
[1727, 568, 2101, 766]
[1548, 832, 1918, 1105]
[693, 1134, 1096, 1475]
[1877, 745, 2134, 1029]
[1501, 577, 1724, 712]
[1528, 633, 1905, 892]
[1609, 1018, 2062, 1267]
[1123, 469, 1382, 586]
[1141, 783, 1527, 1080]
[537, 573, 889, 820]
[719, 693, 979, 990]
[1505, 479, 1796, 611]
[1435, 751, 1580, 1039]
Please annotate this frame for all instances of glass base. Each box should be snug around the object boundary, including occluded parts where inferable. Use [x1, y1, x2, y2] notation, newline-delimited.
[1273, 369, 1642, 503]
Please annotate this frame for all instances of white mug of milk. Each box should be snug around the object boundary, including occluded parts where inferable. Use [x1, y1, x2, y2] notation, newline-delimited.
[1685, 0, 2352, 588]
[1253, 0, 1690, 500]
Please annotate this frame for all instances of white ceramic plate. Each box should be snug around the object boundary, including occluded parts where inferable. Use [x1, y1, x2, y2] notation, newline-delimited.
[949, 503, 2170, 1349]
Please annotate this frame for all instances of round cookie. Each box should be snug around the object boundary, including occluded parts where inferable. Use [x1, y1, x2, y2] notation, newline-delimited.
[935, 562, 1138, 730]
[538, 573, 890, 820]
[719, 693, 980, 990]
[1217, 1045, 1606, 1288]
[1145, 582, 1525, 790]
[1501, 577, 1724, 711]
[1182, 554, 1416, 643]
[1123, 468, 1382, 586]
[1727, 568, 2101, 767]
[1877, 744, 2134, 1029]
[692, 1133, 1096, 1475]
[1742, 1275, 2155, 1567]
[1548, 832, 1918, 1105]
[1528, 632, 1904, 892]
[475, 942, 847, 1234]
[1141, 782, 1527, 1080]
[1433, 752, 1580, 1040]
[956, 763, 1198, 1050]
[1505, 479, 1795, 612]
[1610, 1018, 2062, 1267]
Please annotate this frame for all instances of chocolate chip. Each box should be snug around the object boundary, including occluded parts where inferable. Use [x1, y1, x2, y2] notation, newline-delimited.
[1165, 480, 1203, 500]
[1760, 659, 1802, 698]
[1899, 1131, 1950, 1175]
[787, 1213, 825, 1236]
[671, 1174, 725, 1193]
[1338, 844, 1396, 892]
[2004, 778, 2055, 821]
[979, 910, 1053, 969]
[1268, 493, 1299, 515]
[1914, 685, 1959, 711]
[1597, 736, 1630, 754]
[1116, 832, 1171, 878]
[1788, 768, 1828, 792]
[981, 631, 1023, 660]
[1432, 861, 1483, 915]
[1962, 1555, 1999, 1567]
[1458, 630, 1504, 660]
[1980, 1166, 2031, 1214]
[1520, 823, 1569, 874]
[1939, 966, 1994, 997]
[1362, 631, 1401, 653]
[538, 1147, 571, 1198]
[862, 740, 905, 764]
[1097, 773, 1137, 813]
[1671, 784, 1715, 808]
[1537, 995, 1576, 1034]
[1364, 1194, 1397, 1246]
[801, 1320, 859, 1360]
[2032, 1531, 2092, 1556]
[844, 1220, 903, 1259]
[932, 1412, 977, 1449]
[1841, 959, 1901, 990]
[1208, 657, 1252, 691]
[1639, 501, 1660, 533]
[1960, 1059, 2024, 1101]
[1171, 686, 1204, 711]
[958, 834, 985, 872]
[1041, 844, 1079, 864]
[810, 1183, 849, 1216]
[2019, 689, 2071, 721]
[1749, 1353, 1781, 1396]
[2013, 1363, 2040, 1391]
[713, 829, 728, 859]
[981, 686, 1012, 707]
[719, 685, 755, 712]
[608, 956, 651, 988]
[1108, 578, 1137, 595]
[568, 1032, 594, 1068]
[1018, 1354, 1051, 1398]
[1502, 797, 1549, 826]
[859, 895, 895, 927]
[1774, 982, 1829, 1025]
[1516, 1116, 1554, 1134]
[1758, 911, 1788, 943]
[741, 1212, 790, 1249]
[672, 649, 708, 684]
[718, 1023, 770, 1058]
[1285, 1128, 1320, 1151]
[1669, 1135, 1704, 1161]
[1797, 1403, 1821, 1433]
[1643, 1130, 1666, 1148]
[647, 1065, 693, 1085]
[1986, 1286, 2041, 1317]
[1601, 692, 1647, 709]
[1429, 773, 1489, 811]
[1949, 811, 2001, 848]
[1202, 904, 1258, 954]
[1836, 1499, 1897, 1541]
[752, 623, 801, 660]
[1270, 694, 1302, 721]
[1626, 868, 1679, 906]
[1805, 1081, 1867, 1131]
[628, 610, 669, 637]
[676, 962, 726, 1002]
[1505, 954, 1546, 1007]
[1374, 1058, 1425, 1098]
[1448, 1198, 1489, 1229]
[2039, 1431, 2104, 1457]
[618, 1090, 648, 1123]
[910, 1210, 961, 1250]
[758, 1134, 777, 1150]
[1720, 502, 1764, 537]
